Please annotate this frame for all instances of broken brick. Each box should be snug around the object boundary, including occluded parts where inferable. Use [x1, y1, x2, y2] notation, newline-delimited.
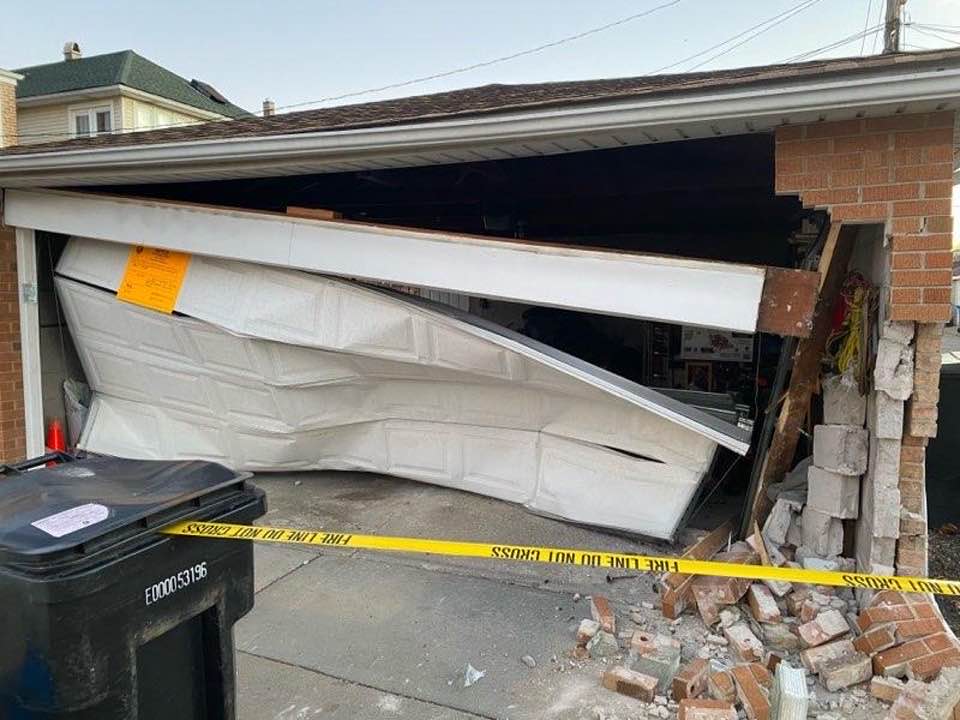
[590, 595, 616, 634]
[870, 675, 906, 703]
[576, 618, 600, 646]
[894, 617, 945, 643]
[677, 699, 737, 720]
[707, 670, 737, 703]
[747, 584, 782, 624]
[672, 658, 710, 701]
[906, 648, 960, 682]
[820, 651, 872, 691]
[858, 604, 915, 632]
[800, 638, 857, 673]
[853, 625, 898, 655]
[691, 574, 751, 625]
[797, 609, 850, 647]
[724, 623, 764, 663]
[731, 664, 771, 720]
[874, 638, 930, 677]
[600, 666, 658, 702]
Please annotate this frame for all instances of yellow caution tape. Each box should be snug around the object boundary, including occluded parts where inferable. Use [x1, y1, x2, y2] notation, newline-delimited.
[161, 520, 960, 597]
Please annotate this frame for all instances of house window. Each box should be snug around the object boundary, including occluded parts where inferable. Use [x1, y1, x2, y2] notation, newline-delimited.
[70, 106, 113, 138]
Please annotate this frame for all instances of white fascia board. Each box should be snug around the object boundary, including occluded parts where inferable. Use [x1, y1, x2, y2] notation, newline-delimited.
[6, 188, 766, 333]
[0, 69, 23, 85]
[0, 64, 959, 186]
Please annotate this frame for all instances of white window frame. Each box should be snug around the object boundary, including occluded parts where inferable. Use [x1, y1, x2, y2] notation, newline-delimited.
[69, 104, 114, 138]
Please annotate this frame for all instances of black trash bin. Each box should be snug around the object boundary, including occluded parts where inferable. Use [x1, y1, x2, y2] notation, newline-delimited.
[0, 454, 266, 720]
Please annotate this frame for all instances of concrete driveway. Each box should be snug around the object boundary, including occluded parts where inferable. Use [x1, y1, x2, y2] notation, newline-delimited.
[235, 471, 690, 720]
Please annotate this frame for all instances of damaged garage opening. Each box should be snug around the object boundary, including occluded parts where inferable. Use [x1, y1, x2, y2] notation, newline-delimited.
[10, 134, 825, 541]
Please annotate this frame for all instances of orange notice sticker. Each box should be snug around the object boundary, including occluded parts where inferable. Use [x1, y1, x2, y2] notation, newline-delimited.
[117, 246, 191, 313]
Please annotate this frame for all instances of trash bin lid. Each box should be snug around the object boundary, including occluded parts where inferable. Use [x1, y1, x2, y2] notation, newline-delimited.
[0, 457, 249, 562]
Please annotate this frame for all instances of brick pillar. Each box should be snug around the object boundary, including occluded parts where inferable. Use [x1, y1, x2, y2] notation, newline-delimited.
[0, 227, 26, 462]
[774, 112, 956, 577]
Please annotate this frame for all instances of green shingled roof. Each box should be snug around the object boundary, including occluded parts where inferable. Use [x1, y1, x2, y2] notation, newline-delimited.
[14, 50, 250, 119]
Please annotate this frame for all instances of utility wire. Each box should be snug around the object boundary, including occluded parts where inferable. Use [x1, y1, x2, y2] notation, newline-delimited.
[3, 1, 684, 141]
[684, 0, 826, 72]
[860, 0, 874, 54]
[784, 23, 884, 63]
[909, 26, 960, 47]
[650, 0, 822, 74]
[279, 0, 683, 111]
[870, 0, 885, 53]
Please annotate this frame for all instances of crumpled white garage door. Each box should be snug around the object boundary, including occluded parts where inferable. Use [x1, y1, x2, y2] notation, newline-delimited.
[56, 237, 750, 538]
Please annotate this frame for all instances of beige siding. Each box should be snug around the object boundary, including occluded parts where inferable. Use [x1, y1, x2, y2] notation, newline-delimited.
[122, 97, 206, 131]
[17, 104, 69, 145]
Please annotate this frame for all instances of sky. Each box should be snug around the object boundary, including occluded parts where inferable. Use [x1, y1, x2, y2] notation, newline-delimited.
[3, 0, 960, 115]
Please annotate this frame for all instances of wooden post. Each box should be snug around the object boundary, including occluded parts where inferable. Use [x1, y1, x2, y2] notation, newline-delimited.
[743, 223, 853, 534]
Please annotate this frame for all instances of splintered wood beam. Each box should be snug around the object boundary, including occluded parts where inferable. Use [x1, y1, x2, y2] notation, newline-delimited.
[660, 518, 733, 619]
[744, 223, 853, 533]
[757, 267, 821, 338]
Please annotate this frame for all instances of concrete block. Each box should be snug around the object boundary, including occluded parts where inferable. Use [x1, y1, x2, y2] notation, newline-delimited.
[763, 497, 800, 546]
[601, 666, 658, 701]
[870, 390, 905, 440]
[861, 482, 901, 539]
[813, 425, 868, 475]
[881, 320, 915, 346]
[874, 338, 914, 400]
[868, 435, 902, 490]
[630, 632, 681, 691]
[770, 663, 808, 720]
[785, 514, 803, 547]
[819, 651, 872, 691]
[807, 465, 860, 519]
[822, 374, 866, 426]
[586, 630, 619, 658]
[801, 506, 844, 557]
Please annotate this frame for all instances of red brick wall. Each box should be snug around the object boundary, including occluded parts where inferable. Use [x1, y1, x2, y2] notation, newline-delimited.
[0, 227, 25, 462]
[774, 111, 955, 324]
[774, 111, 956, 578]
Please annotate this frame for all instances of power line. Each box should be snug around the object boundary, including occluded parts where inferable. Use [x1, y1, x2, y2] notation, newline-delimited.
[784, 23, 885, 63]
[860, 0, 874, 54]
[910, 25, 960, 46]
[684, 0, 826, 72]
[279, 0, 684, 112]
[870, 0, 886, 53]
[650, 0, 822, 74]
[3, 1, 685, 141]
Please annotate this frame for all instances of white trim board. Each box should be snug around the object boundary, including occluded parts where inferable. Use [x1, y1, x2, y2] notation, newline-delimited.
[7, 189, 767, 333]
[15, 228, 43, 456]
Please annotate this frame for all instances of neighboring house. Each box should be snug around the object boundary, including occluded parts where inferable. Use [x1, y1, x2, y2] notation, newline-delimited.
[13, 42, 249, 145]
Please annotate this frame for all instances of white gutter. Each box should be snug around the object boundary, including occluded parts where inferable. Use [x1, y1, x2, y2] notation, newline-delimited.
[1, 63, 960, 186]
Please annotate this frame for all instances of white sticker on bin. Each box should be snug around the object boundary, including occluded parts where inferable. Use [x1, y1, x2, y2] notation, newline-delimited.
[31, 503, 109, 538]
